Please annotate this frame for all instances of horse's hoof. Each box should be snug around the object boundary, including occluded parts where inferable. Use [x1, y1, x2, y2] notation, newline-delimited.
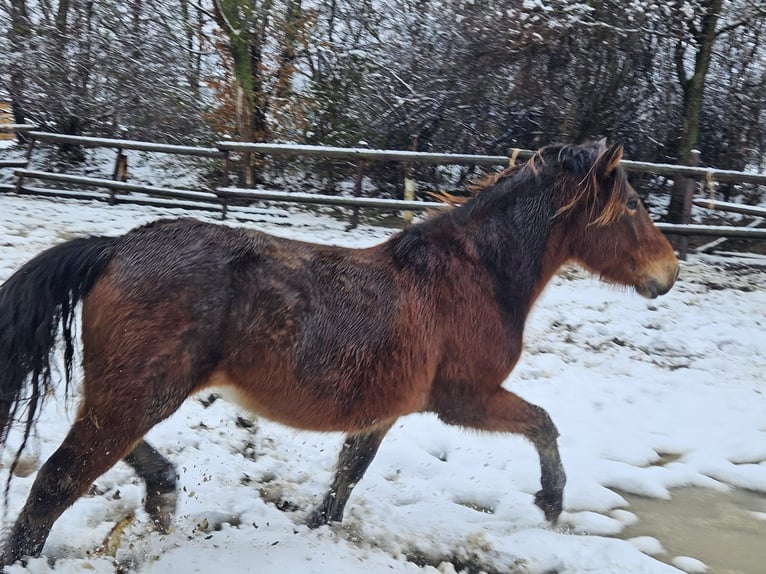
[305, 510, 327, 529]
[0, 548, 27, 569]
[534, 489, 563, 523]
[152, 515, 173, 534]
[146, 491, 176, 533]
[306, 497, 347, 529]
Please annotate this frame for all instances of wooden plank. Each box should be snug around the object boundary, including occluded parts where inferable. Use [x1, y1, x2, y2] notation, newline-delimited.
[14, 131, 766, 185]
[216, 142, 530, 166]
[16, 186, 222, 213]
[15, 169, 219, 203]
[656, 223, 766, 238]
[216, 187, 447, 211]
[27, 132, 224, 158]
[217, 141, 766, 184]
[112, 195, 222, 213]
[0, 160, 29, 168]
[692, 198, 766, 218]
[0, 124, 37, 133]
[695, 218, 763, 254]
[18, 186, 108, 202]
[620, 162, 766, 185]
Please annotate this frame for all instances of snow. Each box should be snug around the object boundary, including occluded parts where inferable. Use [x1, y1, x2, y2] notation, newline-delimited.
[671, 556, 707, 573]
[628, 537, 666, 556]
[1, 193, 765, 573]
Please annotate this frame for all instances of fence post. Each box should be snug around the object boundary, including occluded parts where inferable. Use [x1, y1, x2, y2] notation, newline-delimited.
[110, 147, 128, 205]
[14, 171, 24, 194]
[112, 148, 128, 180]
[221, 150, 231, 188]
[15, 134, 36, 194]
[243, 151, 254, 188]
[24, 133, 36, 161]
[403, 135, 418, 224]
[679, 149, 700, 261]
[347, 141, 368, 230]
[220, 150, 231, 220]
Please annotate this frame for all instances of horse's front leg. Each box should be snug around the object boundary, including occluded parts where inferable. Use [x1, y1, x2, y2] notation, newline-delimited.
[435, 388, 565, 523]
[307, 422, 394, 528]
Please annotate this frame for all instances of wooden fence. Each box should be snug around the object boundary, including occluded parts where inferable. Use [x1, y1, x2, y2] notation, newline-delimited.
[0, 124, 36, 190]
[2, 129, 765, 255]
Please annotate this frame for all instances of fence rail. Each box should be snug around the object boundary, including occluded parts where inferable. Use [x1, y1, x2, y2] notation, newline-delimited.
[0, 160, 28, 168]
[3, 131, 765, 250]
[216, 187, 445, 211]
[220, 141, 766, 186]
[692, 198, 766, 218]
[217, 141, 535, 166]
[26, 131, 225, 158]
[16, 169, 220, 203]
[0, 124, 36, 134]
[655, 223, 766, 238]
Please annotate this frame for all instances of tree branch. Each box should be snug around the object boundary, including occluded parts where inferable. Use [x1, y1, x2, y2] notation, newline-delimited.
[674, 40, 689, 91]
[715, 19, 751, 37]
[209, 0, 239, 37]
[189, 0, 219, 27]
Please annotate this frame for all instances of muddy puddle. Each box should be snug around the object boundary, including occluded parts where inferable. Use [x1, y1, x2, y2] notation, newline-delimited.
[615, 487, 766, 573]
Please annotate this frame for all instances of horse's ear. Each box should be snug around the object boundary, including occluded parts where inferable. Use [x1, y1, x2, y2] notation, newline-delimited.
[595, 143, 623, 177]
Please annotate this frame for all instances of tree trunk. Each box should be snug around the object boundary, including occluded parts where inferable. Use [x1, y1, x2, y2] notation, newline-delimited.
[275, 0, 302, 100]
[667, 0, 723, 223]
[180, 0, 202, 98]
[8, 0, 31, 139]
[212, 0, 273, 184]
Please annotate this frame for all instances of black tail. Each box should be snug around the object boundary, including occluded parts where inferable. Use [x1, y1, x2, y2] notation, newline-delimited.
[0, 235, 116, 475]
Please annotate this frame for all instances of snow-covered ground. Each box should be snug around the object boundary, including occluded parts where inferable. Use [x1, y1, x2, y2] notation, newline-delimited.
[0, 193, 764, 574]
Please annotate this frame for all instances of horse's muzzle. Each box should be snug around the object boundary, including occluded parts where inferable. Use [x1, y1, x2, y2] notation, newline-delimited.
[637, 264, 679, 299]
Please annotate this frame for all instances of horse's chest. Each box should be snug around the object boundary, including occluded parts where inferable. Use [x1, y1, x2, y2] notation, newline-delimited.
[439, 308, 522, 385]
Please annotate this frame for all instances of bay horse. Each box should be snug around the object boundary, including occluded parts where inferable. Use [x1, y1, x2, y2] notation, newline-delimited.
[0, 141, 678, 566]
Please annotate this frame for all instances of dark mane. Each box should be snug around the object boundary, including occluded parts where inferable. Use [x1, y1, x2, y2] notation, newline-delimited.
[471, 143, 600, 192]
[451, 142, 629, 227]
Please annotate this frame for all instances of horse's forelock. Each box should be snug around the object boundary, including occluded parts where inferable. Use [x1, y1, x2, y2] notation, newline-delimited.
[552, 144, 628, 226]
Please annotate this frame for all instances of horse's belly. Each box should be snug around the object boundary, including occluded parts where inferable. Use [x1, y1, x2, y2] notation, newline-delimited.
[200, 370, 424, 433]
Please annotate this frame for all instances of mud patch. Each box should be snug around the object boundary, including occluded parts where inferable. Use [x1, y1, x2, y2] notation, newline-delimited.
[615, 487, 766, 574]
[404, 548, 526, 574]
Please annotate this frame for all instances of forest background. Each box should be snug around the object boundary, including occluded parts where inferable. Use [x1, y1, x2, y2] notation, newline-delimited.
[1, 0, 765, 222]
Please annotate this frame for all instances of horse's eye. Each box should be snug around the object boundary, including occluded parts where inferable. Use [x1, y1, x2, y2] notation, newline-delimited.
[626, 198, 639, 211]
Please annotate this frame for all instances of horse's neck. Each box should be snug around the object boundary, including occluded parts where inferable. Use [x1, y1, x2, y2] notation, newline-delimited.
[462, 190, 565, 319]
[386, 190, 566, 319]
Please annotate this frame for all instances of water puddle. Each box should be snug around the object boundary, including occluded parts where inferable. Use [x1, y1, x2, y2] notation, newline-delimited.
[615, 487, 766, 573]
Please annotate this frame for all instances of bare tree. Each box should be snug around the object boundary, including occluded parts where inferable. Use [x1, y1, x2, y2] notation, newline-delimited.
[5, 0, 32, 132]
[662, 0, 766, 219]
[0, 0, 209, 146]
[0, 0, 763, 195]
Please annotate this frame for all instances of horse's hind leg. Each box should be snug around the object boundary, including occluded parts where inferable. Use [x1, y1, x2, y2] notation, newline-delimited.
[124, 440, 177, 532]
[436, 388, 565, 522]
[306, 422, 393, 528]
[1, 390, 188, 565]
[1, 418, 141, 564]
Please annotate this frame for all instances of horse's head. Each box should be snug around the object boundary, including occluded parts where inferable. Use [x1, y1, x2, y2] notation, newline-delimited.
[553, 142, 678, 298]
